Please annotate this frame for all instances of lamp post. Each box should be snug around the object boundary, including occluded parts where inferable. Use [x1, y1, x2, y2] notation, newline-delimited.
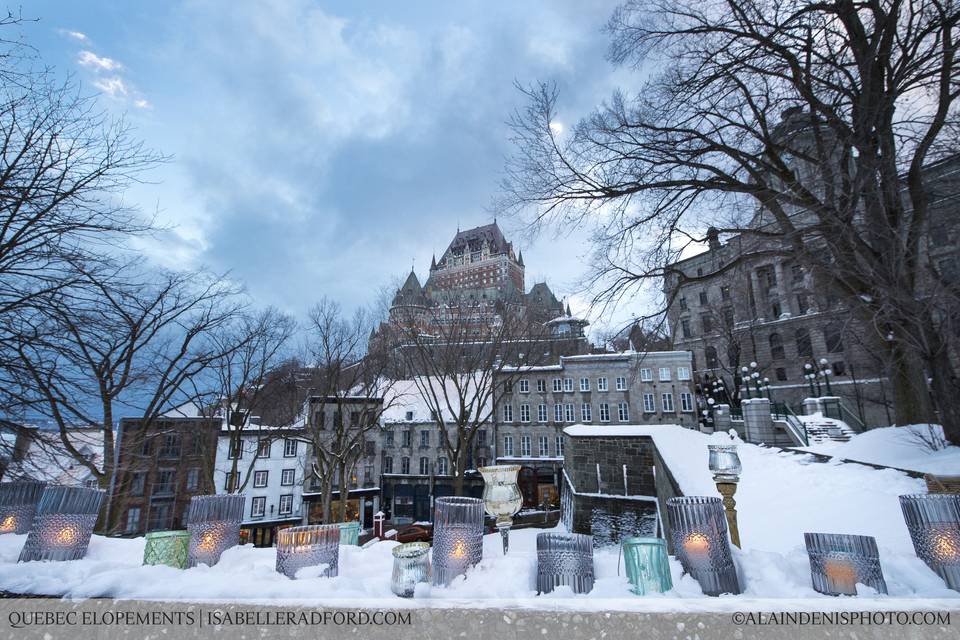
[707, 444, 742, 548]
[819, 358, 834, 396]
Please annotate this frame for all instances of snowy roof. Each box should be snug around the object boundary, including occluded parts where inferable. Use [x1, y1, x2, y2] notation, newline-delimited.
[3, 428, 104, 486]
[380, 376, 492, 424]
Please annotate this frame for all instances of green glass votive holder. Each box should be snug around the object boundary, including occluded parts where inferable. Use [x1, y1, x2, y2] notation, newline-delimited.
[337, 521, 360, 546]
[622, 536, 673, 595]
[143, 530, 190, 569]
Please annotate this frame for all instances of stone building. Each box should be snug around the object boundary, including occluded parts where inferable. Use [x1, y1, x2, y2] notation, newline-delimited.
[494, 351, 697, 507]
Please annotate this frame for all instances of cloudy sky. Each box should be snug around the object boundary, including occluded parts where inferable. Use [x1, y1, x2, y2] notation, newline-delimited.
[23, 1, 634, 329]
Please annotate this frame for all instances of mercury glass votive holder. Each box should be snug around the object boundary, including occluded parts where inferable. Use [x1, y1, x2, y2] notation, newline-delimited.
[143, 530, 190, 569]
[666, 496, 742, 596]
[899, 494, 960, 591]
[804, 533, 888, 596]
[0, 481, 46, 534]
[431, 496, 484, 586]
[707, 445, 742, 482]
[337, 521, 361, 546]
[275, 524, 340, 579]
[536, 532, 594, 594]
[479, 464, 523, 554]
[18, 486, 104, 562]
[622, 536, 673, 595]
[186, 494, 245, 568]
[391, 542, 431, 597]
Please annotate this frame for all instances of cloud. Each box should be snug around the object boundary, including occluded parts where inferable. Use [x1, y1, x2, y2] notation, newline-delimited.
[92, 76, 129, 98]
[77, 50, 123, 71]
[58, 29, 89, 43]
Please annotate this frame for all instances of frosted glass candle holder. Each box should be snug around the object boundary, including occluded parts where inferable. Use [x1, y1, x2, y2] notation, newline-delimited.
[143, 530, 190, 569]
[622, 536, 673, 595]
[804, 533, 888, 596]
[707, 445, 742, 482]
[899, 494, 960, 591]
[431, 496, 483, 586]
[0, 481, 46, 534]
[18, 486, 104, 562]
[537, 532, 594, 594]
[186, 495, 245, 568]
[337, 521, 360, 546]
[391, 542, 431, 597]
[276, 525, 340, 579]
[666, 496, 742, 596]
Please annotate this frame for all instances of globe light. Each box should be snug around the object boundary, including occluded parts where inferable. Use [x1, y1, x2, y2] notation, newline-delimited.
[750, 362, 757, 368]
[805, 363, 813, 370]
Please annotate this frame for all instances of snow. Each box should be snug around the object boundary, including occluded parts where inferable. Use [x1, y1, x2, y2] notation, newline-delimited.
[800, 424, 960, 475]
[0, 425, 956, 609]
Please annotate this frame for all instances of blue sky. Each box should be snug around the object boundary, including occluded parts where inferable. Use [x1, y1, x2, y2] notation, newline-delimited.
[21, 1, 631, 329]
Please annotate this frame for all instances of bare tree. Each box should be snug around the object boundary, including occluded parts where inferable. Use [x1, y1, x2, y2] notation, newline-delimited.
[390, 301, 557, 495]
[501, 0, 960, 443]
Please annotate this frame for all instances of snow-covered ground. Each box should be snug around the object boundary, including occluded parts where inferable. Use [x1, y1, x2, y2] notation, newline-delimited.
[0, 427, 956, 610]
[800, 424, 960, 474]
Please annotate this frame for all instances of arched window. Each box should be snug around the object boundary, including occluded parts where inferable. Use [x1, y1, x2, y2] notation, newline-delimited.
[795, 328, 813, 357]
[769, 333, 785, 360]
[824, 323, 844, 353]
[705, 345, 719, 369]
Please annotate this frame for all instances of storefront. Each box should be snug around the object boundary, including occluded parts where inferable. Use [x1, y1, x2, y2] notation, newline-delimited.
[302, 488, 380, 529]
[239, 518, 301, 548]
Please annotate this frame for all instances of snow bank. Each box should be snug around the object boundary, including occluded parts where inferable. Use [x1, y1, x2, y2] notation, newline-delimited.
[801, 424, 960, 475]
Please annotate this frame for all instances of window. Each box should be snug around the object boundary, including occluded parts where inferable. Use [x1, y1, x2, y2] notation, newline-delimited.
[562, 403, 573, 422]
[503, 381, 513, 394]
[519, 379, 529, 393]
[769, 332, 785, 360]
[580, 377, 590, 392]
[279, 494, 293, 515]
[283, 439, 297, 457]
[405, 410, 414, 421]
[520, 436, 531, 457]
[556, 436, 565, 457]
[281, 469, 295, 486]
[795, 328, 813, 357]
[563, 378, 574, 392]
[722, 306, 734, 327]
[581, 403, 592, 422]
[659, 367, 672, 382]
[824, 323, 844, 353]
[599, 403, 610, 422]
[365, 439, 376, 456]
[770, 300, 782, 318]
[537, 379, 546, 393]
[677, 366, 691, 381]
[597, 377, 608, 391]
[539, 436, 549, 457]
[477, 429, 487, 445]
[125, 507, 141, 534]
[643, 393, 656, 413]
[185, 468, 199, 491]
[681, 318, 691, 338]
[701, 313, 713, 333]
[679, 296, 688, 311]
[796, 293, 810, 314]
[705, 345, 719, 369]
[775, 367, 788, 381]
[253, 470, 268, 488]
[225, 472, 239, 492]
[680, 392, 694, 412]
[636, 368, 651, 383]
[251, 496, 266, 518]
[228, 440, 242, 459]
[159, 434, 180, 459]
[384, 431, 394, 447]
[156, 470, 175, 495]
[437, 457, 448, 475]
[699, 291, 709, 305]
[402, 430, 411, 448]
[555, 404, 563, 422]
[420, 430, 430, 447]
[537, 404, 547, 422]
[553, 378, 562, 392]
[503, 436, 514, 456]
[140, 436, 152, 456]
[419, 457, 429, 475]
[383, 457, 393, 474]
[661, 393, 675, 412]
[757, 264, 777, 290]
[721, 285, 731, 301]
[791, 263, 803, 283]
[832, 361, 846, 376]
[618, 402, 630, 422]
[520, 404, 530, 422]
[130, 472, 145, 496]
[401, 457, 410, 474]
[257, 440, 271, 457]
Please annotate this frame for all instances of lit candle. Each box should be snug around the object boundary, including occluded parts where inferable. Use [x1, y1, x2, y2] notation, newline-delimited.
[451, 538, 467, 559]
[823, 558, 858, 595]
[198, 532, 217, 552]
[0, 515, 15, 533]
[683, 532, 711, 566]
[932, 530, 959, 562]
[54, 526, 78, 546]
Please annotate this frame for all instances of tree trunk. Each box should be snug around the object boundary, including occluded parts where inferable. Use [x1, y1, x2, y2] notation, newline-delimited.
[452, 448, 466, 496]
[926, 344, 960, 447]
[889, 341, 934, 426]
[337, 461, 349, 522]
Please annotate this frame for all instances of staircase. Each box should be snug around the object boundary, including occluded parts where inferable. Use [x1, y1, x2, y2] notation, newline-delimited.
[801, 417, 857, 445]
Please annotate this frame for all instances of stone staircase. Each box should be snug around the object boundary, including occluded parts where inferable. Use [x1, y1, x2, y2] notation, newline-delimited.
[801, 417, 857, 444]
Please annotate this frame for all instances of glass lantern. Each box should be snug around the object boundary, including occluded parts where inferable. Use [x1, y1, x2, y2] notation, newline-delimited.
[899, 494, 960, 591]
[622, 536, 673, 595]
[804, 533, 887, 596]
[275, 524, 340, 579]
[707, 445, 742, 482]
[18, 486, 104, 562]
[666, 496, 742, 596]
[337, 521, 361, 546]
[478, 464, 523, 554]
[431, 496, 484, 586]
[143, 530, 191, 569]
[536, 532, 594, 594]
[186, 494, 245, 568]
[0, 481, 46, 534]
[391, 542, 431, 597]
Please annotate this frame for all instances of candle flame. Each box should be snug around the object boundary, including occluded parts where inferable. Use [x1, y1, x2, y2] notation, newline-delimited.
[683, 533, 710, 554]
[198, 532, 217, 551]
[822, 558, 857, 594]
[451, 539, 467, 558]
[932, 532, 959, 561]
[55, 527, 77, 545]
[0, 515, 15, 532]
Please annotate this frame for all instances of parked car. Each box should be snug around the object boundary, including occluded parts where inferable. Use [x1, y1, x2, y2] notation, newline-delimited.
[394, 524, 432, 543]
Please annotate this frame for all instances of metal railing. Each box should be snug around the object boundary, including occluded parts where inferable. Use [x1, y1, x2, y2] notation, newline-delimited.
[771, 402, 808, 447]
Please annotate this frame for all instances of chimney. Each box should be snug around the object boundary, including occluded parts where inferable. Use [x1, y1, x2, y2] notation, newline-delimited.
[707, 227, 721, 252]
